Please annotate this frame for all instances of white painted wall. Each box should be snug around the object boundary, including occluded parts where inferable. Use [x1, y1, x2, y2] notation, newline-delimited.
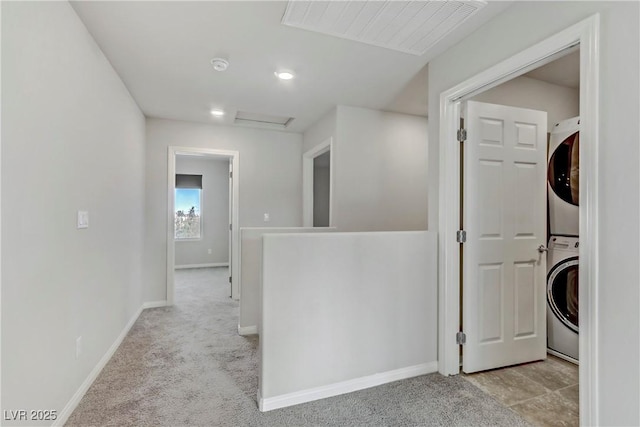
[238, 227, 336, 333]
[334, 106, 429, 231]
[175, 156, 229, 267]
[427, 2, 639, 424]
[471, 75, 579, 132]
[2, 2, 145, 424]
[145, 118, 303, 302]
[303, 106, 429, 232]
[259, 231, 437, 409]
[303, 108, 336, 153]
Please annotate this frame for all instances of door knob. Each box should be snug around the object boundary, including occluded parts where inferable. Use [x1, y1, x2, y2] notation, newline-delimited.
[538, 245, 549, 253]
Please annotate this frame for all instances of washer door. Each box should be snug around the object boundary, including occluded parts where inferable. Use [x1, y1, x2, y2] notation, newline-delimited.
[547, 256, 579, 333]
[548, 131, 580, 206]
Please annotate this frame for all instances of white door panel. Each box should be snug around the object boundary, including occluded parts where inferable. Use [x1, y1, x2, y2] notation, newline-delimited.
[463, 101, 547, 373]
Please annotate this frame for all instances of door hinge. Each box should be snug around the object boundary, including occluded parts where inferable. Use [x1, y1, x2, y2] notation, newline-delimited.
[229, 223, 232, 231]
[457, 128, 467, 142]
[229, 276, 232, 283]
[456, 230, 467, 243]
[456, 331, 466, 345]
[230, 171, 233, 179]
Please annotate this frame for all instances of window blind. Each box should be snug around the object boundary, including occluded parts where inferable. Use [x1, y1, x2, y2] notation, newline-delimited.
[175, 174, 202, 189]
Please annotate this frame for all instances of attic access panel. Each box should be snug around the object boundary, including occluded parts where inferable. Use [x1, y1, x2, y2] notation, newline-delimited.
[282, 0, 486, 56]
[234, 111, 295, 130]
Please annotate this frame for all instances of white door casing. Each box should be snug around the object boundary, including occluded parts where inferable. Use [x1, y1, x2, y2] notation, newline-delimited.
[462, 101, 547, 373]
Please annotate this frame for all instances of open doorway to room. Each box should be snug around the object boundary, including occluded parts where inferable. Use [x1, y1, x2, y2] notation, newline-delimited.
[173, 154, 232, 299]
[174, 155, 230, 269]
[167, 147, 240, 304]
[312, 151, 331, 227]
[438, 15, 599, 426]
[303, 138, 333, 227]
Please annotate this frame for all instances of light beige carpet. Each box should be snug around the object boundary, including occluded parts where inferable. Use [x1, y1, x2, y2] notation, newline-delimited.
[66, 267, 529, 426]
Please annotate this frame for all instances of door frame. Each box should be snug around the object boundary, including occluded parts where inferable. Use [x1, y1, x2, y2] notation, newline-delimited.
[437, 14, 599, 425]
[302, 137, 334, 227]
[167, 146, 240, 303]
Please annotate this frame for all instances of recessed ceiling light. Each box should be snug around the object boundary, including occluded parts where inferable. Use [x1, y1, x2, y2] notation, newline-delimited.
[210, 109, 225, 117]
[211, 58, 229, 72]
[275, 71, 295, 80]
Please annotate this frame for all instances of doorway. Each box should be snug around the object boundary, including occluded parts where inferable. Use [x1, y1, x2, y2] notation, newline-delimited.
[458, 47, 581, 422]
[303, 137, 334, 227]
[437, 15, 599, 425]
[313, 151, 331, 227]
[167, 147, 240, 303]
[174, 155, 230, 267]
[460, 46, 581, 372]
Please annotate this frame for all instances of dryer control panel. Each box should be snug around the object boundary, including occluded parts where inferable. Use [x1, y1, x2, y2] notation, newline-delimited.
[548, 235, 579, 251]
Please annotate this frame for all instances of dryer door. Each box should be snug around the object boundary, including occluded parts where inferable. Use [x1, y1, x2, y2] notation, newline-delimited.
[548, 131, 580, 206]
[547, 256, 579, 333]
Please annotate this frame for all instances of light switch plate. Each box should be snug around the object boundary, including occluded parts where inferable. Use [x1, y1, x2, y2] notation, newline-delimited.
[263, 213, 270, 222]
[77, 211, 89, 229]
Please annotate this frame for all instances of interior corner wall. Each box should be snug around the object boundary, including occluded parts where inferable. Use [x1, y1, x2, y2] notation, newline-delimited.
[1, 1, 146, 423]
[302, 108, 336, 153]
[175, 156, 229, 266]
[334, 106, 428, 232]
[427, 2, 639, 424]
[144, 118, 303, 302]
[471, 75, 580, 132]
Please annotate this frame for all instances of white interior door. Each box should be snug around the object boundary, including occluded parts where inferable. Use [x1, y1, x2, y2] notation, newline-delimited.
[462, 101, 548, 373]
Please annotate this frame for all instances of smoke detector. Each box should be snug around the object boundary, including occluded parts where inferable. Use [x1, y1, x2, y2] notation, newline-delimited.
[210, 58, 229, 72]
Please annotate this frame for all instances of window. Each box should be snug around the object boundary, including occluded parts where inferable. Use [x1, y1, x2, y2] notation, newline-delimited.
[175, 174, 202, 239]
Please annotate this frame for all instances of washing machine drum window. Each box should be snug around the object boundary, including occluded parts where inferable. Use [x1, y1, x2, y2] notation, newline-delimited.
[549, 132, 579, 206]
[548, 256, 579, 333]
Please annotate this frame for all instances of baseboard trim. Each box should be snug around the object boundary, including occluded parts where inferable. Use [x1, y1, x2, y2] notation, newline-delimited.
[142, 300, 168, 309]
[258, 361, 438, 412]
[238, 324, 258, 336]
[175, 262, 229, 270]
[54, 305, 144, 426]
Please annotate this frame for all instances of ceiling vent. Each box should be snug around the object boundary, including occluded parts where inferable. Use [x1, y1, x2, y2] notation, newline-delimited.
[282, 0, 486, 56]
[234, 111, 295, 130]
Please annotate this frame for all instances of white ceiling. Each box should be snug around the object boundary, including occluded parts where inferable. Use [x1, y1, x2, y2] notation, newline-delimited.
[70, 1, 512, 133]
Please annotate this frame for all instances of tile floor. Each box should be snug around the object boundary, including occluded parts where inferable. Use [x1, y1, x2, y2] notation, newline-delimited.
[463, 355, 579, 427]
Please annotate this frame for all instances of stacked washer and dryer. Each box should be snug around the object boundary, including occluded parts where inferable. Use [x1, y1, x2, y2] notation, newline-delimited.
[547, 116, 580, 363]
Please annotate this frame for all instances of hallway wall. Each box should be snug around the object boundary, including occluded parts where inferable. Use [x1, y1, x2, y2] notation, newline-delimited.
[2, 2, 146, 423]
[260, 231, 437, 409]
[144, 118, 303, 302]
[303, 106, 429, 232]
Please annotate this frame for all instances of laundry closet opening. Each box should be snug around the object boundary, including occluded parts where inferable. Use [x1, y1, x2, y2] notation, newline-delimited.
[458, 46, 582, 423]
